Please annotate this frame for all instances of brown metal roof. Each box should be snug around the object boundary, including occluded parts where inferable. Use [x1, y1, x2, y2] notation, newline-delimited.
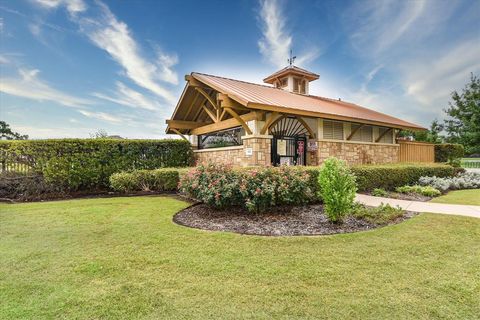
[191, 72, 426, 130]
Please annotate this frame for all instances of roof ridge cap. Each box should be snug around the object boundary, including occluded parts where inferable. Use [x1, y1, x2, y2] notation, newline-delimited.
[191, 72, 278, 89]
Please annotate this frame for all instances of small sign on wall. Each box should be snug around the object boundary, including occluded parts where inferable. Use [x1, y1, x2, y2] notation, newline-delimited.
[277, 139, 287, 156]
[245, 147, 253, 156]
[307, 141, 318, 151]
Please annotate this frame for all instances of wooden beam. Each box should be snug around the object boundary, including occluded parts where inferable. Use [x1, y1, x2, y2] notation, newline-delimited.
[375, 128, 393, 142]
[191, 112, 258, 136]
[170, 128, 188, 141]
[347, 124, 364, 140]
[295, 116, 316, 139]
[224, 107, 252, 135]
[219, 109, 227, 121]
[218, 93, 250, 111]
[202, 105, 218, 123]
[195, 87, 218, 110]
[184, 91, 199, 119]
[247, 102, 427, 132]
[267, 114, 286, 134]
[260, 112, 280, 134]
[166, 119, 207, 130]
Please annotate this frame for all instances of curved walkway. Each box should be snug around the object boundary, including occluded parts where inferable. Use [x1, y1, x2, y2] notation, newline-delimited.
[355, 194, 480, 219]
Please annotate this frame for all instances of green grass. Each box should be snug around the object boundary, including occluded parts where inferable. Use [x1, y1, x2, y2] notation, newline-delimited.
[430, 189, 480, 206]
[1, 196, 479, 319]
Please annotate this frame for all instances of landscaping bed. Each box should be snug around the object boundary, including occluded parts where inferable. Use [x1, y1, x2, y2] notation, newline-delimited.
[174, 203, 417, 236]
[361, 191, 432, 202]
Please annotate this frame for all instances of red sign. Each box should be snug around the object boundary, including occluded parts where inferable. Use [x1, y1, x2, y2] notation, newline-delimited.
[297, 140, 304, 154]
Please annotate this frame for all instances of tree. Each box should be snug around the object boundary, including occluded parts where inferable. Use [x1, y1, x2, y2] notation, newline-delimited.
[89, 129, 108, 139]
[398, 119, 443, 143]
[0, 121, 28, 140]
[443, 73, 480, 155]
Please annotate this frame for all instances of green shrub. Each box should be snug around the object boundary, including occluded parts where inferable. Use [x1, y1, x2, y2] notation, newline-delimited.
[348, 163, 461, 191]
[178, 164, 315, 212]
[435, 143, 465, 163]
[318, 157, 357, 223]
[0, 139, 193, 191]
[395, 185, 441, 197]
[351, 203, 404, 225]
[239, 166, 314, 212]
[110, 168, 185, 193]
[372, 188, 388, 197]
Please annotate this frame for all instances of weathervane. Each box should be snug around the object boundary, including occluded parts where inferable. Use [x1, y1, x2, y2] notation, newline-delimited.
[287, 49, 296, 66]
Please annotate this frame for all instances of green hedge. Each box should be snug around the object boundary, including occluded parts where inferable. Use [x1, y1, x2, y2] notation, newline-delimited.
[339, 163, 461, 191]
[110, 168, 188, 192]
[0, 139, 194, 191]
[434, 143, 465, 163]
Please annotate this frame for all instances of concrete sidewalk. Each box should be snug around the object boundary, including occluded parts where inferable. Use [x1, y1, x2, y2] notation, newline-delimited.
[355, 193, 480, 218]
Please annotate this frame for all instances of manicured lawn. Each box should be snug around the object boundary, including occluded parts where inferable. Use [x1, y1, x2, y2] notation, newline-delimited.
[430, 189, 480, 205]
[1, 196, 479, 319]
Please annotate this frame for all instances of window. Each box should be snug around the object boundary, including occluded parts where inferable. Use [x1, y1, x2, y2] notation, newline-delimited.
[323, 120, 344, 140]
[377, 127, 393, 143]
[198, 127, 244, 149]
[300, 80, 306, 94]
[293, 78, 300, 93]
[350, 124, 373, 142]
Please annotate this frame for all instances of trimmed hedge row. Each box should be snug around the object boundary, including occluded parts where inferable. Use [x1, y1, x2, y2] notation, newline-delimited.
[110, 168, 188, 192]
[0, 139, 194, 191]
[108, 163, 461, 206]
[340, 163, 460, 191]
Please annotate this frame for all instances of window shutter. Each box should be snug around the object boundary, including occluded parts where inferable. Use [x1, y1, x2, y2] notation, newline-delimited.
[323, 120, 344, 140]
[351, 124, 373, 142]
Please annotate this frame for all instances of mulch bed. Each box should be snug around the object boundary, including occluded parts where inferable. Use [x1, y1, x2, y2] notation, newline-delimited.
[173, 204, 417, 236]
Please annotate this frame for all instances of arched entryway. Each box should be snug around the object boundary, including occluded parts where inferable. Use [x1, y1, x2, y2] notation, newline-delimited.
[270, 117, 310, 166]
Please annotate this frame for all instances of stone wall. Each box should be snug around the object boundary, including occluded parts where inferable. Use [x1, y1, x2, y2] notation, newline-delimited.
[194, 136, 272, 167]
[317, 140, 399, 165]
[194, 146, 244, 166]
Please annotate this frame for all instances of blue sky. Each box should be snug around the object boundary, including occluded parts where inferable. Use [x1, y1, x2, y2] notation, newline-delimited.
[1, 0, 479, 139]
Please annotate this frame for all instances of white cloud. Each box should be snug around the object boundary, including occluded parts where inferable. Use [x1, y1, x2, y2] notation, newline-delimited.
[33, 0, 87, 15]
[0, 68, 92, 107]
[403, 40, 480, 107]
[77, 110, 123, 123]
[257, 0, 319, 68]
[73, 1, 178, 104]
[92, 82, 160, 111]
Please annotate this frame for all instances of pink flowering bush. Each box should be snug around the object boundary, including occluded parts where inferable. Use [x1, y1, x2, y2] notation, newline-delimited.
[179, 163, 316, 212]
[179, 163, 242, 208]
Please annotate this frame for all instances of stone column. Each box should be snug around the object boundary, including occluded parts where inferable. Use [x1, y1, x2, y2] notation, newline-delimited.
[241, 134, 273, 167]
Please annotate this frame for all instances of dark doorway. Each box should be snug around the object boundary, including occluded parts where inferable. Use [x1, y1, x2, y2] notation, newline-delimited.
[270, 117, 309, 166]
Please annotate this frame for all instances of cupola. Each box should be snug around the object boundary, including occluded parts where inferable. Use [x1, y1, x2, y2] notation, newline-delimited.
[263, 65, 319, 95]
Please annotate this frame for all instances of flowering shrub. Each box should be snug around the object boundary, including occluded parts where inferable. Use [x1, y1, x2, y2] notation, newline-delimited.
[318, 157, 357, 223]
[179, 164, 315, 212]
[395, 185, 441, 197]
[418, 172, 480, 191]
[239, 166, 314, 212]
[179, 163, 241, 208]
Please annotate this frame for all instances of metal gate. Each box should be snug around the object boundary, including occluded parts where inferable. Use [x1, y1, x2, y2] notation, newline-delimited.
[270, 117, 308, 166]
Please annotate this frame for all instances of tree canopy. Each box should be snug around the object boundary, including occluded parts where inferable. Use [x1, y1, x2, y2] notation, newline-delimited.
[443, 73, 480, 155]
[0, 121, 28, 140]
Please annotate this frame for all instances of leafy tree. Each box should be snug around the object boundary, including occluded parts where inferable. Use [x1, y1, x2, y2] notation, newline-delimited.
[0, 121, 28, 140]
[444, 73, 480, 155]
[398, 119, 443, 143]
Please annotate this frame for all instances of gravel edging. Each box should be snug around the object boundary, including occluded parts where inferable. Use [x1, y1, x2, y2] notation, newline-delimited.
[173, 204, 417, 236]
